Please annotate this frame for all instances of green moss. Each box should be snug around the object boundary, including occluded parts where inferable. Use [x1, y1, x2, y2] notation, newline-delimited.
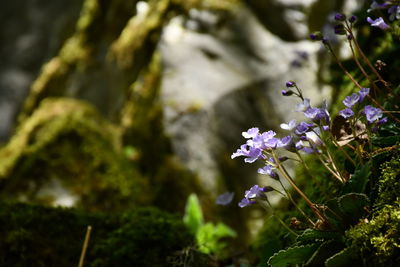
[0, 98, 147, 211]
[375, 153, 400, 207]
[346, 200, 400, 265]
[0, 202, 193, 267]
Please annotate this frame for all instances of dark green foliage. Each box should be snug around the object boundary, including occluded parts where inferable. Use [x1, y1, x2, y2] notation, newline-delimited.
[267, 243, 320, 267]
[341, 163, 370, 194]
[296, 229, 344, 244]
[0, 202, 194, 267]
[305, 240, 344, 266]
[324, 193, 370, 231]
[325, 247, 358, 267]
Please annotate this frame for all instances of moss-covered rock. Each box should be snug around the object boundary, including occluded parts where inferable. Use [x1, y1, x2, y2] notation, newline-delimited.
[0, 202, 193, 267]
[0, 98, 147, 211]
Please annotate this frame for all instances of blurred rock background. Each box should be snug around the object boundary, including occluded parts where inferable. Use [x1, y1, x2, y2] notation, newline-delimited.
[0, 0, 363, 247]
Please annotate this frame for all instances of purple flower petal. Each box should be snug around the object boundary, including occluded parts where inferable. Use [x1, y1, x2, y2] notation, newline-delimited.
[242, 127, 259, 139]
[216, 192, 235, 205]
[343, 93, 360, 108]
[358, 88, 370, 103]
[364, 105, 383, 123]
[367, 17, 390, 30]
[238, 198, 256, 208]
[339, 108, 354, 118]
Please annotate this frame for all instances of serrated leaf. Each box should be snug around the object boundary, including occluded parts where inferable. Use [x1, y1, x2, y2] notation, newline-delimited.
[267, 244, 320, 267]
[296, 229, 343, 244]
[183, 193, 203, 235]
[337, 193, 369, 225]
[305, 240, 345, 266]
[341, 163, 371, 194]
[324, 198, 346, 231]
[325, 247, 357, 267]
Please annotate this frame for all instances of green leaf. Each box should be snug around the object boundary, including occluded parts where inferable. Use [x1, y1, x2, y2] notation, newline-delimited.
[372, 136, 400, 147]
[296, 229, 343, 244]
[267, 244, 320, 267]
[337, 193, 369, 225]
[325, 247, 357, 267]
[341, 163, 371, 194]
[196, 222, 236, 254]
[324, 198, 346, 231]
[183, 193, 204, 235]
[325, 193, 370, 229]
[305, 240, 345, 266]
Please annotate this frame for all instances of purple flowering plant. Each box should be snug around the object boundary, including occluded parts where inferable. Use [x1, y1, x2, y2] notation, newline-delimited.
[229, 2, 400, 266]
[231, 3, 400, 240]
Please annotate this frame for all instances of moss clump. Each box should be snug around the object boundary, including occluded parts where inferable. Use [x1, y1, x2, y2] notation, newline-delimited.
[374, 153, 400, 207]
[346, 201, 400, 265]
[0, 98, 147, 211]
[0, 202, 193, 267]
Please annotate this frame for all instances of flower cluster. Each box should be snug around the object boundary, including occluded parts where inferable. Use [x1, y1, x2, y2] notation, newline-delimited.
[338, 87, 386, 128]
[232, 82, 388, 208]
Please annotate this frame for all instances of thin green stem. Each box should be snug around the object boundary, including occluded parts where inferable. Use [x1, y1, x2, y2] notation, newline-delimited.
[271, 152, 328, 223]
[324, 43, 362, 89]
[277, 179, 315, 226]
[260, 200, 299, 236]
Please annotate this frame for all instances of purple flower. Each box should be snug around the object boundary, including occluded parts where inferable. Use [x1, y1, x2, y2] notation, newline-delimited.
[364, 105, 383, 123]
[231, 144, 262, 163]
[286, 81, 296, 87]
[388, 5, 400, 21]
[242, 127, 259, 139]
[378, 117, 388, 125]
[280, 119, 297, 131]
[278, 135, 296, 152]
[295, 122, 313, 135]
[368, 1, 390, 12]
[245, 185, 266, 199]
[343, 93, 360, 108]
[282, 89, 293, 96]
[295, 98, 311, 112]
[301, 147, 316, 154]
[339, 108, 355, 118]
[248, 130, 279, 149]
[367, 17, 390, 30]
[216, 192, 234, 205]
[304, 107, 320, 119]
[310, 32, 323, 41]
[349, 15, 357, 23]
[358, 88, 370, 103]
[334, 13, 346, 21]
[258, 165, 279, 180]
[295, 140, 305, 150]
[238, 198, 256, 208]
[304, 107, 330, 123]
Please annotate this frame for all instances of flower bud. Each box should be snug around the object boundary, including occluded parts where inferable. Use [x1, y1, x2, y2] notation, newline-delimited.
[334, 13, 346, 21]
[349, 15, 357, 23]
[286, 81, 296, 87]
[310, 31, 323, 41]
[281, 90, 294, 96]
